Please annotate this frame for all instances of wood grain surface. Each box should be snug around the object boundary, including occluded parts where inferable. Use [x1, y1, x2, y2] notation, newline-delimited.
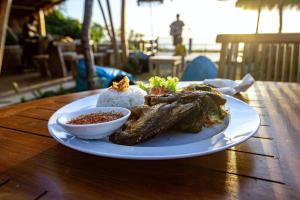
[0, 82, 299, 199]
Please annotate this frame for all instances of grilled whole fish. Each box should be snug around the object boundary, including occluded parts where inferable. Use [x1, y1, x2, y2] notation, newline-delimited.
[145, 91, 226, 133]
[109, 85, 227, 145]
[175, 94, 227, 132]
[173, 84, 227, 132]
[109, 101, 196, 145]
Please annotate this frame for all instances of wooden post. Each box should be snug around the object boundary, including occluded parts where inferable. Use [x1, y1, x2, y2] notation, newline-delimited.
[217, 43, 228, 78]
[266, 44, 273, 81]
[0, 0, 12, 73]
[38, 9, 46, 36]
[298, 44, 300, 82]
[281, 44, 288, 81]
[188, 38, 192, 54]
[255, 0, 262, 34]
[288, 44, 295, 82]
[82, 0, 95, 89]
[120, 0, 128, 67]
[274, 44, 280, 81]
[106, 0, 120, 67]
[278, 0, 283, 33]
[97, 0, 112, 40]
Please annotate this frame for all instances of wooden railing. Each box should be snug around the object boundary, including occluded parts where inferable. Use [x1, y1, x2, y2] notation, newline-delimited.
[216, 33, 300, 82]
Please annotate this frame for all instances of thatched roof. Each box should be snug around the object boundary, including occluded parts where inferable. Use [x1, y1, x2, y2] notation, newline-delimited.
[236, 0, 300, 10]
[137, 0, 163, 5]
[10, 0, 65, 17]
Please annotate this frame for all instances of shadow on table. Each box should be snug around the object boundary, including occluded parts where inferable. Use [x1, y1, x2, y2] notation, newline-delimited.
[2, 143, 258, 199]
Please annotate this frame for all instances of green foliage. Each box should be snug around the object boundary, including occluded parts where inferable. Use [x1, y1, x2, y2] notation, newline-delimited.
[163, 77, 179, 91]
[90, 23, 104, 43]
[12, 81, 20, 94]
[31, 85, 71, 99]
[0, 100, 11, 104]
[12, 81, 75, 103]
[137, 81, 149, 92]
[45, 10, 104, 42]
[46, 10, 82, 39]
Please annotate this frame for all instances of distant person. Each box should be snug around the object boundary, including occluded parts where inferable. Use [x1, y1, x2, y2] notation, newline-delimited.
[21, 15, 40, 69]
[170, 14, 185, 46]
[22, 15, 39, 39]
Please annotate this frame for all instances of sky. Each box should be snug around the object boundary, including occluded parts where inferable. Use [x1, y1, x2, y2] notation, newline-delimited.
[62, 0, 300, 44]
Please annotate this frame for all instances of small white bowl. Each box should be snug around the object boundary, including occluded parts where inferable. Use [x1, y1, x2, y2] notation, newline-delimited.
[56, 107, 131, 139]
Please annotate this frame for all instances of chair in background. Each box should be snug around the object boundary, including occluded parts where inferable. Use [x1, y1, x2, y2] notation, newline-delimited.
[181, 56, 217, 81]
[48, 42, 68, 77]
[217, 33, 300, 82]
[33, 38, 51, 77]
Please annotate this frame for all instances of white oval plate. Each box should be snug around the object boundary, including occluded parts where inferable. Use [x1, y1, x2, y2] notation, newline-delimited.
[48, 85, 260, 160]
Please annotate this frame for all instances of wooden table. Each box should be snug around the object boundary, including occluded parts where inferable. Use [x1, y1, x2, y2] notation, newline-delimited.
[149, 55, 182, 76]
[0, 82, 299, 199]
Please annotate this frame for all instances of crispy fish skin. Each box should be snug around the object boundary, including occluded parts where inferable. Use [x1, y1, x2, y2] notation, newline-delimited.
[109, 101, 195, 145]
[145, 90, 226, 107]
[175, 95, 226, 132]
[144, 94, 178, 106]
[175, 84, 227, 132]
[110, 85, 227, 146]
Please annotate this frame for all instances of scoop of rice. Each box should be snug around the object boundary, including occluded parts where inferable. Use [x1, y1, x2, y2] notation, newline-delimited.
[97, 86, 147, 109]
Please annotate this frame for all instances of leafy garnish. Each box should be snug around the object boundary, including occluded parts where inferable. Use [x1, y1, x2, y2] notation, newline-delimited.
[137, 81, 150, 92]
[163, 77, 179, 91]
[137, 76, 179, 94]
[149, 76, 165, 88]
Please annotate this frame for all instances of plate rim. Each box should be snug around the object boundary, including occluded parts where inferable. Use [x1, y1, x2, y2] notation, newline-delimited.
[48, 92, 260, 160]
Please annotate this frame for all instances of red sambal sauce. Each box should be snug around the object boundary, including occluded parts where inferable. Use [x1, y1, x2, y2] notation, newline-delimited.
[67, 112, 124, 125]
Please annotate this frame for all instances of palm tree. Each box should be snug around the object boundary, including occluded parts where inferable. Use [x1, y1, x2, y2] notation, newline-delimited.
[97, 0, 127, 68]
[236, 0, 300, 33]
[97, 0, 112, 41]
[82, 0, 95, 89]
[106, 0, 120, 67]
[120, 0, 128, 67]
[236, 0, 266, 33]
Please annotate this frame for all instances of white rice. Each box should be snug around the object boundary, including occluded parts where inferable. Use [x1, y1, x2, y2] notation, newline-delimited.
[96, 86, 147, 109]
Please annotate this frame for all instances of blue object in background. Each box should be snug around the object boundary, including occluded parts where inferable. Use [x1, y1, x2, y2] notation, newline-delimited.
[181, 56, 217, 81]
[76, 59, 134, 91]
